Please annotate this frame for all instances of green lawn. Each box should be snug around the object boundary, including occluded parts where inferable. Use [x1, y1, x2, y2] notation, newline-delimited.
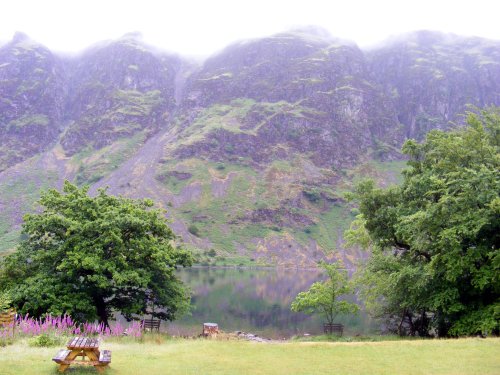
[0, 338, 498, 375]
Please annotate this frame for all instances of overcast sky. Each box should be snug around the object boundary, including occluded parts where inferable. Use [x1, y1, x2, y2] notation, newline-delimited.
[1, 0, 499, 57]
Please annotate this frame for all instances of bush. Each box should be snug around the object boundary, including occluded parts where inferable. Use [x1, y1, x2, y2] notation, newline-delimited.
[29, 334, 63, 347]
[303, 189, 321, 203]
[0, 292, 12, 312]
[188, 224, 200, 237]
[0, 337, 14, 347]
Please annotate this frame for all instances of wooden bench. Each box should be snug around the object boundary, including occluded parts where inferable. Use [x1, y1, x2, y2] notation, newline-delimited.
[52, 349, 71, 364]
[323, 323, 344, 336]
[99, 350, 112, 364]
[142, 319, 161, 332]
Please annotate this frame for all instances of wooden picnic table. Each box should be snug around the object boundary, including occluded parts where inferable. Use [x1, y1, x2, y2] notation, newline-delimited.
[52, 336, 111, 373]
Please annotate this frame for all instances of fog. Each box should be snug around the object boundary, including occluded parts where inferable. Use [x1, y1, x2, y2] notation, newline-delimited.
[1, 0, 499, 57]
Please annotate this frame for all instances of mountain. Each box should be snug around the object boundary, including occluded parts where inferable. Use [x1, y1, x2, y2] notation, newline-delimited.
[368, 30, 500, 138]
[180, 30, 402, 167]
[0, 29, 499, 266]
[61, 33, 183, 155]
[0, 32, 66, 170]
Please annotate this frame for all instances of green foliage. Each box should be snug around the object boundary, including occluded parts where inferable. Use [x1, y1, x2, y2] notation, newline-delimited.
[0, 181, 192, 325]
[188, 224, 200, 237]
[344, 214, 371, 250]
[291, 261, 359, 324]
[303, 189, 321, 203]
[293, 205, 353, 253]
[176, 98, 322, 148]
[0, 291, 12, 312]
[113, 89, 163, 117]
[0, 336, 14, 347]
[28, 334, 62, 347]
[349, 107, 500, 337]
[157, 157, 354, 261]
[73, 131, 146, 186]
[6, 114, 49, 132]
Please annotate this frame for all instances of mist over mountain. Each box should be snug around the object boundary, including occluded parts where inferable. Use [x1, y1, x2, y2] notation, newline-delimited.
[0, 29, 499, 266]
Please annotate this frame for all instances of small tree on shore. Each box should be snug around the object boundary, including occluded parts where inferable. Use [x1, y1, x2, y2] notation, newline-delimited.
[291, 261, 359, 326]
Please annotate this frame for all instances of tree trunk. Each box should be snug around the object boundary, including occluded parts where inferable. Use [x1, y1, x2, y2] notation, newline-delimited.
[398, 309, 406, 336]
[407, 312, 415, 336]
[94, 295, 109, 328]
[418, 310, 431, 337]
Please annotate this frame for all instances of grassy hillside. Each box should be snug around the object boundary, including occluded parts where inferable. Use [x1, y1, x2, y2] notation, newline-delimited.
[0, 143, 406, 263]
[72, 131, 147, 186]
[4, 30, 495, 264]
[0, 156, 58, 254]
[154, 153, 406, 266]
[0, 132, 147, 256]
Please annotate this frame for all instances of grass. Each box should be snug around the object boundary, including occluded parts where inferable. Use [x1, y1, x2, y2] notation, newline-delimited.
[0, 229, 20, 255]
[112, 90, 163, 117]
[292, 205, 353, 253]
[0, 157, 58, 254]
[0, 337, 498, 374]
[157, 156, 367, 263]
[6, 114, 49, 131]
[338, 160, 407, 193]
[73, 131, 147, 186]
[175, 98, 323, 148]
[158, 159, 272, 254]
[0, 132, 146, 255]
[176, 98, 256, 146]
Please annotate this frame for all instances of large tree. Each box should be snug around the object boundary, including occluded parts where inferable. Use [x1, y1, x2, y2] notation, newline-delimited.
[348, 108, 500, 336]
[0, 182, 192, 326]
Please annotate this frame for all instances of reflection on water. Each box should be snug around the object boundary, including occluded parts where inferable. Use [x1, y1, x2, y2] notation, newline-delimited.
[166, 267, 376, 338]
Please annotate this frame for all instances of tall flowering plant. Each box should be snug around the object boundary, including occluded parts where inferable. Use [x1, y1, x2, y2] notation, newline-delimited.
[13, 314, 144, 338]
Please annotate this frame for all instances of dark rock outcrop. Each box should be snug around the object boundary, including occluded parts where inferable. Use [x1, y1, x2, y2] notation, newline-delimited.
[368, 31, 500, 139]
[0, 33, 66, 170]
[61, 34, 183, 154]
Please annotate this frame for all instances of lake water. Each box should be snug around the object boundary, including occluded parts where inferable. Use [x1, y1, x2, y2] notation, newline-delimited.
[166, 267, 377, 339]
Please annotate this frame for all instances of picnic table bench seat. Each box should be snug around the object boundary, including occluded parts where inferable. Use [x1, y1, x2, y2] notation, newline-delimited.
[52, 349, 71, 364]
[99, 350, 112, 364]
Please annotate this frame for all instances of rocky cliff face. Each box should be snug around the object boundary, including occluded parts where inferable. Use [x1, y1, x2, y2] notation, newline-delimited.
[61, 33, 182, 154]
[180, 30, 402, 169]
[368, 30, 500, 139]
[0, 29, 499, 265]
[0, 32, 66, 170]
